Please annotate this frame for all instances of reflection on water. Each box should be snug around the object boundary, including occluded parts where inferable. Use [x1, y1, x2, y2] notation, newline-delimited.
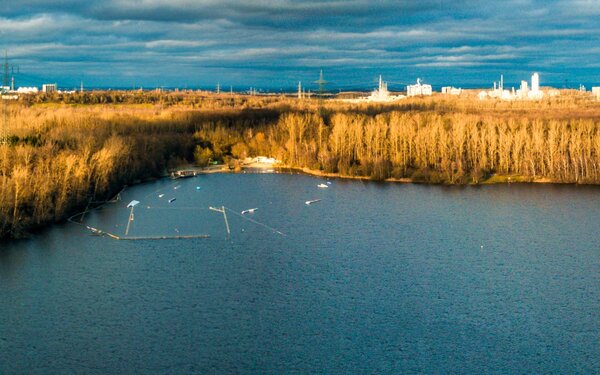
[1, 174, 599, 373]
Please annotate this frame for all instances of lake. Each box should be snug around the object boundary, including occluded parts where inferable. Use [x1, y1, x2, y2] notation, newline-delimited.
[1, 172, 599, 373]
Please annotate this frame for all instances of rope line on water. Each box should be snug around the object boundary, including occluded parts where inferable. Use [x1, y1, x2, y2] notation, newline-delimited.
[142, 179, 186, 200]
[67, 183, 286, 239]
[223, 207, 286, 236]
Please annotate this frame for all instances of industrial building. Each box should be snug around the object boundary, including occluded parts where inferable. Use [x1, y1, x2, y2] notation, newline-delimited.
[369, 75, 390, 101]
[341, 75, 405, 103]
[528, 73, 543, 99]
[441, 86, 462, 95]
[479, 73, 545, 100]
[407, 79, 432, 96]
[365, 75, 404, 102]
[42, 83, 57, 93]
[16, 87, 38, 94]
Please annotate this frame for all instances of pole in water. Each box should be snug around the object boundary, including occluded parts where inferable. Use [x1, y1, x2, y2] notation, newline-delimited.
[209, 206, 231, 238]
[125, 200, 140, 236]
[222, 205, 231, 238]
[125, 206, 135, 236]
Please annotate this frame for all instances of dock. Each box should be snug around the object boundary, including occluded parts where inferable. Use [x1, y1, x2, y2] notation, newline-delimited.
[171, 170, 200, 179]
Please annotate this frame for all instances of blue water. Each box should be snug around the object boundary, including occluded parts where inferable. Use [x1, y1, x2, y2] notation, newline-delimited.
[1, 173, 599, 373]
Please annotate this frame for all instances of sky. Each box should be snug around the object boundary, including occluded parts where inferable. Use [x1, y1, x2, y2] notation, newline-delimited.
[1, 0, 600, 90]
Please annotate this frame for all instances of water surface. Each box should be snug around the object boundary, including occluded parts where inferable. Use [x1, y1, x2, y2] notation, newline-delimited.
[1, 173, 599, 373]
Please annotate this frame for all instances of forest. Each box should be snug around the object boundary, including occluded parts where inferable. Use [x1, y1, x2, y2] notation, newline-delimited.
[1, 91, 599, 238]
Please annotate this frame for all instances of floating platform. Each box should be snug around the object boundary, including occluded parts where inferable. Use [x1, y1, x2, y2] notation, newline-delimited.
[305, 199, 322, 205]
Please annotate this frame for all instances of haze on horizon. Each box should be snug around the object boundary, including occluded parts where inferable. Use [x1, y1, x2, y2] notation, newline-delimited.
[1, 0, 599, 90]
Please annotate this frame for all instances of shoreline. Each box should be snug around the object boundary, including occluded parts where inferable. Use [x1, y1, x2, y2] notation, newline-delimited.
[187, 163, 587, 186]
[3, 163, 594, 241]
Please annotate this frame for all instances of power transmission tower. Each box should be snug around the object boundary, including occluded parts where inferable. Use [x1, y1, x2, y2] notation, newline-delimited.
[315, 69, 326, 98]
[314, 70, 327, 112]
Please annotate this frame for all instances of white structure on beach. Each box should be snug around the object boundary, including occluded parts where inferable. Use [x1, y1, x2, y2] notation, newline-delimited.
[593, 87, 600, 100]
[406, 78, 432, 97]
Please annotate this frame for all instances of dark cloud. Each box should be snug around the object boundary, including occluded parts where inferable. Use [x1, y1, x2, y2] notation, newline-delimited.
[0, 0, 598, 88]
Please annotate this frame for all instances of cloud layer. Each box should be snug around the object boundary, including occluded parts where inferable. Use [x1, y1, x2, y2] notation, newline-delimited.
[1, 0, 599, 89]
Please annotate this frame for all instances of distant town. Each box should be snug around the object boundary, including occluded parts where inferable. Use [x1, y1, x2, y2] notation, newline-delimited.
[2, 51, 600, 102]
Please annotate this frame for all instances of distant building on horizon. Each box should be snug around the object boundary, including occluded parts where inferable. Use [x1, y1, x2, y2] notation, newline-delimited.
[528, 72, 543, 99]
[441, 86, 462, 95]
[480, 72, 546, 100]
[16, 87, 39, 94]
[407, 78, 432, 97]
[42, 84, 57, 93]
[340, 75, 405, 103]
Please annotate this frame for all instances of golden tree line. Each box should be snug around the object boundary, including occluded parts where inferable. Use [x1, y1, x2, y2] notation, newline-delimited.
[2, 95, 600, 238]
[0, 104, 197, 238]
[274, 111, 600, 183]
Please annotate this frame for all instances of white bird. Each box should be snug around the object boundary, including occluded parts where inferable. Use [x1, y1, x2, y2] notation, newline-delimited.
[241, 208, 258, 214]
